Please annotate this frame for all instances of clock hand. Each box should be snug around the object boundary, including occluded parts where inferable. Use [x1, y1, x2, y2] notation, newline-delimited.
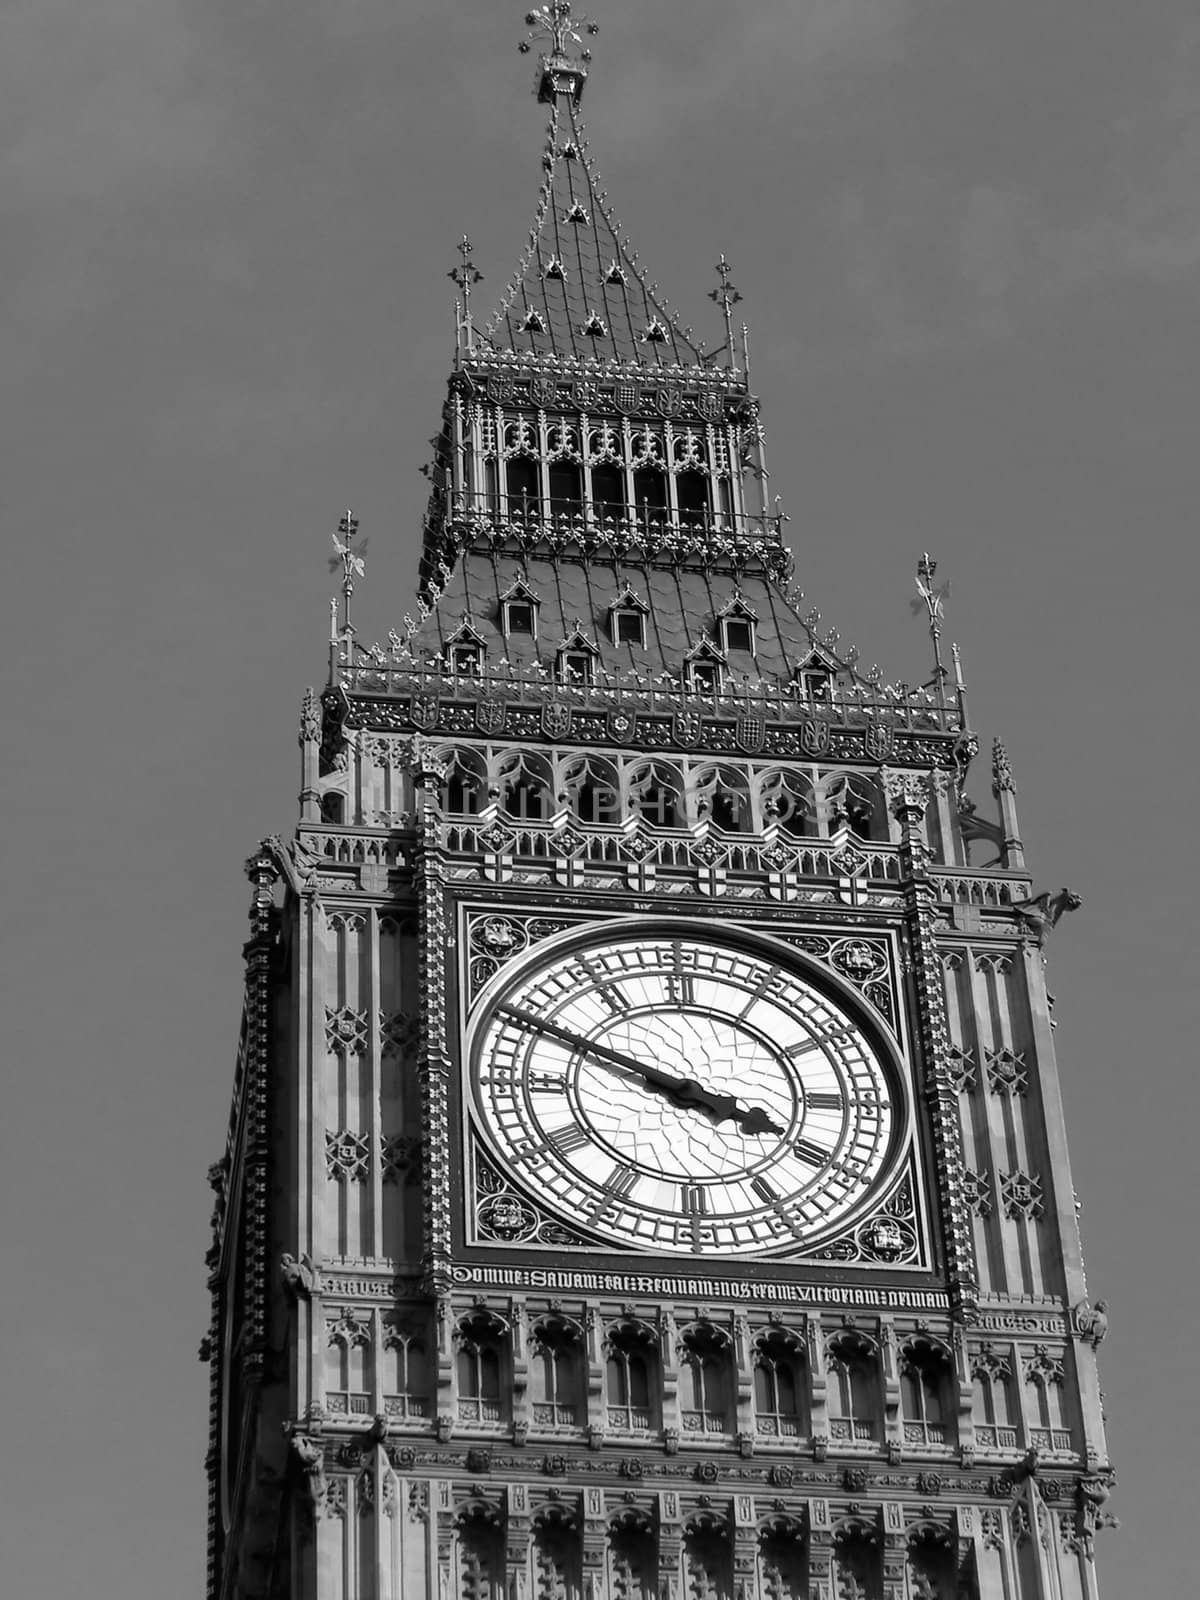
[496, 1003, 784, 1136]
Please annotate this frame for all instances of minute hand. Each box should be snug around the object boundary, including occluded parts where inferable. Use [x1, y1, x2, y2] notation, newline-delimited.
[497, 1003, 783, 1135]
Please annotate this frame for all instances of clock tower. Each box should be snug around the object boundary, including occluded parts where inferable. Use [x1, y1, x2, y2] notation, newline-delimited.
[204, 8, 1116, 1597]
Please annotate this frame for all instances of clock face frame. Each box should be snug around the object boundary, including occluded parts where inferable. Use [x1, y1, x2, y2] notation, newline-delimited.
[465, 919, 912, 1259]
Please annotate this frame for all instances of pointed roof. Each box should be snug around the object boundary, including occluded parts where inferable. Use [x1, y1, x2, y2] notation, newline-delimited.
[480, 71, 709, 368]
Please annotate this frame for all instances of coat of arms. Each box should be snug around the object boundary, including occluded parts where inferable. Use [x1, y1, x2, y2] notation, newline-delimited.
[615, 381, 640, 414]
[735, 713, 766, 754]
[673, 709, 703, 747]
[608, 707, 637, 743]
[542, 701, 573, 740]
[486, 375, 514, 404]
[655, 385, 683, 417]
[800, 718, 830, 756]
[475, 697, 507, 735]
[408, 694, 440, 732]
[530, 373, 557, 407]
[696, 388, 723, 421]
[863, 722, 894, 762]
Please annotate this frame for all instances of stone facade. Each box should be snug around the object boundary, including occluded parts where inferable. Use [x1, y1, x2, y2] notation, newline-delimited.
[203, 11, 1114, 1597]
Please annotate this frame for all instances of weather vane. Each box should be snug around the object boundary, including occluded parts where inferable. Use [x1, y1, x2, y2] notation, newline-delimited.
[911, 552, 951, 700]
[518, 2, 599, 61]
[709, 254, 744, 369]
[449, 234, 484, 352]
[329, 510, 367, 634]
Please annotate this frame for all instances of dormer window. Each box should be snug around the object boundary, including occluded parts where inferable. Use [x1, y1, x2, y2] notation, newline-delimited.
[607, 584, 649, 648]
[500, 580, 540, 640]
[604, 261, 627, 284]
[795, 650, 835, 700]
[686, 635, 726, 694]
[689, 657, 720, 693]
[582, 312, 608, 338]
[717, 595, 758, 655]
[565, 200, 590, 224]
[446, 619, 487, 677]
[521, 308, 547, 333]
[450, 641, 483, 676]
[557, 626, 599, 687]
[544, 257, 566, 281]
[560, 650, 594, 686]
[642, 319, 667, 343]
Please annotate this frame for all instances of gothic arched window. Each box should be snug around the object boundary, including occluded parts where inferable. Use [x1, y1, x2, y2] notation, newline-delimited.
[972, 1345, 1017, 1452]
[900, 1338, 956, 1448]
[679, 1322, 733, 1435]
[382, 1322, 431, 1421]
[758, 1517, 807, 1600]
[604, 1321, 657, 1434]
[455, 1311, 509, 1427]
[694, 764, 751, 832]
[325, 1309, 372, 1417]
[562, 754, 621, 824]
[505, 456, 540, 518]
[530, 1316, 584, 1430]
[455, 1504, 504, 1600]
[683, 1515, 734, 1600]
[823, 772, 886, 842]
[634, 463, 667, 518]
[440, 749, 487, 816]
[549, 458, 583, 518]
[676, 467, 710, 527]
[591, 461, 625, 521]
[753, 1328, 809, 1439]
[759, 769, 817, 837]
[629, 760, 684, 828]
[826, 1332, 881, 1444]
[498, 752, 553, 821]
[607, 1510, 656, 1600]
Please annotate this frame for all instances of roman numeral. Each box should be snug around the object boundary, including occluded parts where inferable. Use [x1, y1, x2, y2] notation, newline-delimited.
[680, 1183, 708, 1216]
[751, 1176, 779, 1203]
[805, 1090, 844, 1110]
[792, 1136, 832, 1168]
[548, 1125, 590, 1156]
[527, 1073, 567, 1094]
[602, 1164, 639, 1199]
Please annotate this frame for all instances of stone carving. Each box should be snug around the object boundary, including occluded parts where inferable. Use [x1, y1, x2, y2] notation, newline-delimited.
[962, 1170, 992, 1218]
[944, 1046, 976, 1092]
[1000, 1169, 1045, 1221]
[984, 1047, 1028, 1095]
[281, 1252, 323, 1300]
[381, 1135, 422, 1184]
[290, 1434, 327, 1517]
[325, 1005, 369, 1055]
[325, 1129, 370, 1184]
[1073, 1299, 1110, 1349]
[1013, 888, 1082, 943]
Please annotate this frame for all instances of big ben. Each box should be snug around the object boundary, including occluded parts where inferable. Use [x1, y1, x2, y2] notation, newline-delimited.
[204, 7, 1116, 1596]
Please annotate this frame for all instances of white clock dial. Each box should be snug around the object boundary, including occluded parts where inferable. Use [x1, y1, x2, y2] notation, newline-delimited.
[469, 926, 904, 1257]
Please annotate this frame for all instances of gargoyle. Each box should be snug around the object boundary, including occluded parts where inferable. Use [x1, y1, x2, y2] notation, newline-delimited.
[1074, 1299, 1109, 1349]
[1013, 888, 1081, 942]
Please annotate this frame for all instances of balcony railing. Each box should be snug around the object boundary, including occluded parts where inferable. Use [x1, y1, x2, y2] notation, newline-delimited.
[607, 1406, 653, 1432]
[457, 1398, 506, 1424]
[531, 1402, 580, 1428]
[829, 1419, 877, 1444]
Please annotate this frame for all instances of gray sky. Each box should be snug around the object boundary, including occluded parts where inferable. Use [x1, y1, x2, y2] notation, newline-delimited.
[3, 1, 1196, 1593]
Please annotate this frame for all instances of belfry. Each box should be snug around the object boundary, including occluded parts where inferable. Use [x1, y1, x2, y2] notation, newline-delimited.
[204, 6, 1116, 1596]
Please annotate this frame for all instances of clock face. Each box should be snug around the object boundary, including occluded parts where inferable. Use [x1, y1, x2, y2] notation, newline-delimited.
[469, 925, 905, 1257]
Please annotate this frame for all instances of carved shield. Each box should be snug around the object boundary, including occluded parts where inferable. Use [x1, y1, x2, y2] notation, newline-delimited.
[475, 697, 507, 735]
[486, 375, 514, 404]
[800, 718, 830, 756]
[530, 374, 557, 408]
[655, 386, 683, 418]
[607, 707, 638, 744]
[864, 722, 895, 762]
[673, 709, 703, 747]
[615, 381, 640, 414]
[541, 701, 572, 741]
[735, 714, 766, 754]
[408, 694, 440, 733]
[571, 380, 599, 410]
[696, 388, 723, 421]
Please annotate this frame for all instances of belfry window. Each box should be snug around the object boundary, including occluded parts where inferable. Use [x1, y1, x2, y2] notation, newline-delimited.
[717, 595, 758, 656]
[634, 464, 667, 517]
[676, 468, 709, 527]
[548, 458, 583, 517]
[688, 656, 721, 694]
[560, 650, 594, 686]
[608, 584, 649, 648]
[506, 456, 539, 517]
[450, 641, 483, 676]
[500, 580, 540, 640]
[591, 461, 625, 520]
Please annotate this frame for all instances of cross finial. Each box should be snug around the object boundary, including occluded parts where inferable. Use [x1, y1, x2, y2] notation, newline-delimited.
[518, 3, 599, 104]
[708, 254, 744, 369]
[911, 552, 951, 702]
[330, 510, 367, 634]
[449, 234, 484, 352]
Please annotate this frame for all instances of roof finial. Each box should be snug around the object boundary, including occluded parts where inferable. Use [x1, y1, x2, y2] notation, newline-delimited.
[330, 510, 366, 635]
[449, 234, 484, 354]
[912, 552, 951, 704]
[708, 254, 743, 370]
[518, 2, 599, 105]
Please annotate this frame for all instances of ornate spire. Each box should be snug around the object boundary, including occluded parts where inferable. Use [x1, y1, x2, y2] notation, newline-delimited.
[329, 510, 365, 634]
[482, 4, 708, 367]
[708, 255, 743, 370]
[448, 234, 484, 354]
[518, 2, 599, 106]
[912, 552, 950, 703]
